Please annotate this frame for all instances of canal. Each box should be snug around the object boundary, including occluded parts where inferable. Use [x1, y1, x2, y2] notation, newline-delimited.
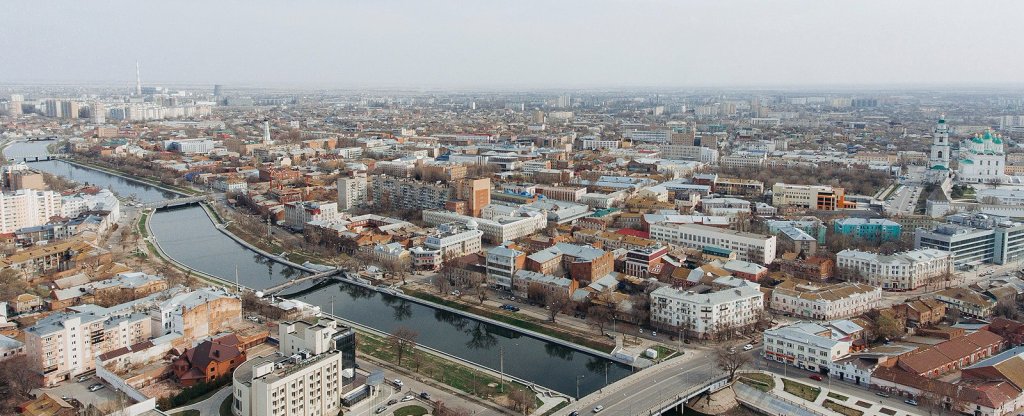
[4, 141, 633, 396]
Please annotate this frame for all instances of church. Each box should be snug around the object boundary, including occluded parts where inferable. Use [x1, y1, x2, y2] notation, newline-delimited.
[957, 129, 1007, 184]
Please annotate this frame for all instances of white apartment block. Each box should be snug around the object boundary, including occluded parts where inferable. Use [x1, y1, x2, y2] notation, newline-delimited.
[771, 183, 847, 211]
[423, 208, 546, 243]
[424, 222, 483, 259]
[649, 222, 777, 264]
[486, 246, 524, 291]
[578, 136, 621, 150]
[284, 201, 339, 231]
[649, 282, 764, 339]
[232, 320, 347, 416]
[337, 173, 368, 211]
[771, 282, 882, 320]
[660, 145, 719, 164]
[0, 189, 62, 234]
[370, 175, 452, 211]
[763, 321, 853, 374]
[835, 248, 951, 291]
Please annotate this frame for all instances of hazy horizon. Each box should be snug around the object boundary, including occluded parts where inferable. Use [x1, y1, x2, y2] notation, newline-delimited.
[4, 0, 1024, 89]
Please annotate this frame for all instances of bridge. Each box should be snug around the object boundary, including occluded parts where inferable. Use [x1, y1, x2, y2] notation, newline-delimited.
[144, 195, 209, 209]
[262, 268, 344, 296]
[10, 154, 69, 162]
[569, 349, 728, 415]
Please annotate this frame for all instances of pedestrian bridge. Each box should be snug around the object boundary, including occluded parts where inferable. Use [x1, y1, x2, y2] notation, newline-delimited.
[10, 154, 69, 162]
[144, 195, 209, 209]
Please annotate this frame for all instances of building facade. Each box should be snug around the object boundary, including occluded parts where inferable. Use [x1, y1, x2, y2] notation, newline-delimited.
[835, 249, 951, 291]
[649, 222, 777, 264]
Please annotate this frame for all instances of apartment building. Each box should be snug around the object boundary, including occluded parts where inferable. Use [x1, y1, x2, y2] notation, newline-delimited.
[0, 189, 62, 233]
[763, 321, 854, 374]
[833, 218, 902, 242]
[337, 172, 368, 211]
[512, 270, 577, 301]
[835, 248, 951, 291]
[534, 185, 587, 202]
[26, 308, 151, 386]
[649, 281, 764, 339]
[370, 175, 452, 211]
[424, 222, 483, 259]
[284, 201, 339, 231]
[770, 280, 882, 320]
[660, 145, 719, 164]
[485, 246, 526, 291]
[623, 245, 669, 278]
[649, 222, 777, 264]
[771, 183, 850, 211]
[914, 213, 1024, 267]
[232, 319, 351, 416]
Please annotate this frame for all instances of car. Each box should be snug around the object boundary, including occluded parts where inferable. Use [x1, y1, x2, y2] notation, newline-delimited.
[375, 406, 387, 414]
[77, 375, 91, 382]
[420, 392, 431, 400]
[401, 395, 414, 402]
[651, 331, 657, 337]
[393, 379, 403, 387]
[88, 383, 105, 392]
[808, 374, 822, 381]
[683, 339, 691, 344]
[727, 346, 736, 353]
[387, 399, 398, 406]
[743, 344, 754, 351]
[905, 399, 918, 406]
[875, 392, 890, 398]
[568, 412, 579, 416]
[593, 405, 604, 413]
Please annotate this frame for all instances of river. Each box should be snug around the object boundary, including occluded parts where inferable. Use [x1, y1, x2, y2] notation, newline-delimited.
[3, 140, 633, 396]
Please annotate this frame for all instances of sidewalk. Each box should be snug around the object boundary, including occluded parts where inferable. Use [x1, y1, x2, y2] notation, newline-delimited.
[755, 372, 919, 416]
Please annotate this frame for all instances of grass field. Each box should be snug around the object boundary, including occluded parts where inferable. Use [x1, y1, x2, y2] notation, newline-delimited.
[824, 399, 863, 416]
[738, 373, 775, 392]
[393, 405, 429, 416]
[828, 391, 850, 401]
[782, 378, 821, 402]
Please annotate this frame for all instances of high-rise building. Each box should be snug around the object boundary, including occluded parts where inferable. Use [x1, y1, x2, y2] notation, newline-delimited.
[213, 84, 223, 97]
[337, 172, 368, 211]
[8, 94, 23, 116]
[556, 94, 571, 108]
[231, 319, 352, 416]
[90, 102, 105, 124]
[135, 61, 142, 96]
[44, 99, 62, 118]
[0, 189, 62, 233]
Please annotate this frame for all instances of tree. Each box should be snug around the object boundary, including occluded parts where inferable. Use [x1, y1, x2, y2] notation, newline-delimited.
[588, 304, 613, 335]
[0, 268, 28, 303]
[546, 292, 569, 323]
[0, 356, 35, 413]
[994, 299, 1020, 320]
[874, 314, 904, 342]
[388, 326, 419, 367]
[714, 346, 751, 381]
[507, 386, 535, 414]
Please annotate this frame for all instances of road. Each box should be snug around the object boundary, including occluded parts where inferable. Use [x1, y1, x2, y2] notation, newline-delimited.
[883, 184, 921, 216]
[350, 356, 497, 416]
[567, 348, 716, 415]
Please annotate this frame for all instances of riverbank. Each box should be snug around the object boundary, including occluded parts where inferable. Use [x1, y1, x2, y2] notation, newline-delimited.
[65, 157, 198, 197]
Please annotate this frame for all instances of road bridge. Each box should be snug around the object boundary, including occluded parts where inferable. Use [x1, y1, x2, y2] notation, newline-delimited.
[261, 268, 344, 296]
[10, 154, 69, 162]
[145, 195, 209, 209]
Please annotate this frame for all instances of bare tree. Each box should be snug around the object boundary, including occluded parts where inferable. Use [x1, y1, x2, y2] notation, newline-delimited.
[546, 292, 569, 323]
[714, 345, 751, 381]
[0, 356, 35, 413]
[388, 326, 419, 367]
[507, 386, 535, 415]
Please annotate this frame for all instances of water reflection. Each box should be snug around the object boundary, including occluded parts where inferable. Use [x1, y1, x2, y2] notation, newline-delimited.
[545, 343, 576, 361]
[465, 322, 499, 350]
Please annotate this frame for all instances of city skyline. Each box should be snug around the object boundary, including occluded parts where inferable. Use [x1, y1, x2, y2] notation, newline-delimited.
[4, 0, 1024, 89]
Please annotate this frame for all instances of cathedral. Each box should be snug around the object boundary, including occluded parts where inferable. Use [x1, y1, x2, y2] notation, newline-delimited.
[957, 129, 1007, 183]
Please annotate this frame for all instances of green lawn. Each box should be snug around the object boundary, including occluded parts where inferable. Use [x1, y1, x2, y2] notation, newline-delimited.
[738, 373, 775, 392]
[823, 399, 863, 416]
[137, 211, 149, 237]
[407, 291, 614, 353]
[828, 391, 850, 401]
[219, 396, 233, 416]
[393, 405, 429, 416]
[170, 411, 199, 416]
[652, 345, 677, 360]
[782, 378, 821, 402]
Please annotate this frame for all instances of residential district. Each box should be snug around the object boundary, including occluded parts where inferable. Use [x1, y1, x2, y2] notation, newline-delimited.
[2, 87, 1024, 416]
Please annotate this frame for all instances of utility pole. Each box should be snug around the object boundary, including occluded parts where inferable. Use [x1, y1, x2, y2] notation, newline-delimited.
[499, 345, 504, 393]
[576, 375, 584, 400]
[235, 265, 240, 293]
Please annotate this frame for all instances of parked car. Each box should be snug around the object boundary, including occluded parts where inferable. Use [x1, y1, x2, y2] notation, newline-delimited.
[905, 399, 918, 406]
[743, 344, 754, 351]
[88, 383, 105, 392]
[387, 399, 398, 406]
[393, 379, 403, 387]
[808, 374, 822, 381]
[401, 395, 414, 402]
[592, 405, 604, 413]
[875, 392, 891, 398]
[420, 392, 431, 400]
[569, 412, 579, 416]
[375, 406, 387, 414]
[76, 375, 91, 382]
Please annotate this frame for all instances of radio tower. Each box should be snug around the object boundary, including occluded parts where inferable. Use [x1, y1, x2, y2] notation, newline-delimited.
[135, 61, 142, 96]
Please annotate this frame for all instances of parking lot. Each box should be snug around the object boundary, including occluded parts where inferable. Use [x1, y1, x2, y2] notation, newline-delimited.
[33, 375, 125, 410]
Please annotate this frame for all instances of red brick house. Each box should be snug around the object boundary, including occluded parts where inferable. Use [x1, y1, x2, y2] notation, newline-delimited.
[172, 336, 246, 387]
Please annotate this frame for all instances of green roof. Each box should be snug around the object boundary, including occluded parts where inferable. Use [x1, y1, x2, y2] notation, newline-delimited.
[930, 165, 948, 170]
[959, 159, 974, 165]
[972, 137, 984, 144]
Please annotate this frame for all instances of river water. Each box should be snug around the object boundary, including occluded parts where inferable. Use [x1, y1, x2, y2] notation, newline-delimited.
[4, 140, 632, 396]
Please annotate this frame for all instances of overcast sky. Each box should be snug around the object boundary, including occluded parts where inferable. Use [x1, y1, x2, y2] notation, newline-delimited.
[2, 0, 1022, 89]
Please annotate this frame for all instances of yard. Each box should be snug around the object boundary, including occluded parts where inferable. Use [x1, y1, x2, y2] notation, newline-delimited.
[393, 405, 429, 416]
[737, 373, 775, 392]
[823, 399, 864, 416]
[781, 378, 821, 402]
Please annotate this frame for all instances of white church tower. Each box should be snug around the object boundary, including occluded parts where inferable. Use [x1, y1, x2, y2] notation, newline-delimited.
[929, 115, 950, 170]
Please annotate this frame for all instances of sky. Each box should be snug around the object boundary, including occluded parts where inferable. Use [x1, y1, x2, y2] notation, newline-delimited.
[2, 0, 1023, 89]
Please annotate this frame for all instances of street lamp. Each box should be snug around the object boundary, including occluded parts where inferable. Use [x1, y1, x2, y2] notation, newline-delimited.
[576, 375, 585, 400]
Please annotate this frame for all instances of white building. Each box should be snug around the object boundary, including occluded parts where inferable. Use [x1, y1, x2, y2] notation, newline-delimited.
[649, 281, 764, 339]
[232, 319, 347, 416]
[162, 138, 215, 155]
[660, 145, 719, 164]
[0, 189, 62, 234]
[578, 136, 621, 150]
[649, 222, 777, 264]
[424, 222, 483, 259]
[763, 321, 854, 374]
[771, 281, 882, 320]
[284, 201, 339, 231]
[423, 207, 546, 243]
[835, 248, 951, 291]
[486, 246, 524, 291]
[337, 173, 368, 211]
[958, 129, 1007, 183]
